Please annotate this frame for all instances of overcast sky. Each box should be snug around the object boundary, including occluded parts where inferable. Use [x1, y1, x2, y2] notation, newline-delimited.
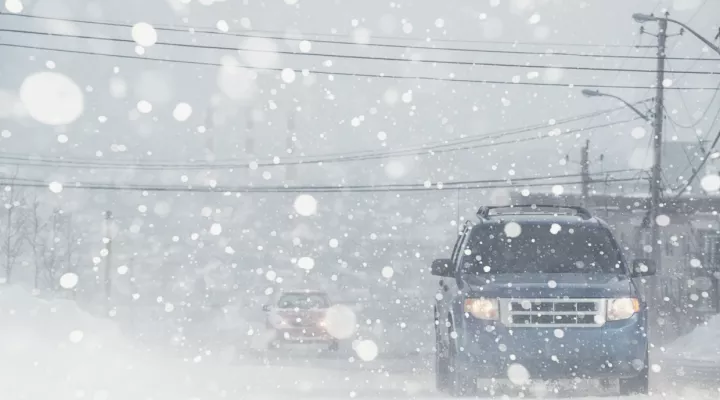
[2, 0, 719, 188]
[1, 0, 719, 286]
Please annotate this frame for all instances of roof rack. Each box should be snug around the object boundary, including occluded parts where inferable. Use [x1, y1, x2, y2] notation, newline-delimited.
[476, 204, 593, 220]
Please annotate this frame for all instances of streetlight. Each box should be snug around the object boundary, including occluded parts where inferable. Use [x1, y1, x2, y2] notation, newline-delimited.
[581, 89, 651, 121]
[632, 13, 720, 56]
[631, 13, 656, 23]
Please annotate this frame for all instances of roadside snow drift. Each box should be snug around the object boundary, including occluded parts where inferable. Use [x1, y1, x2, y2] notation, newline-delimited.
[666, 315, 720, 362]
[0, 286, 418, 399]
[0, 286, 199, 399]
[4, 285, 715, 399]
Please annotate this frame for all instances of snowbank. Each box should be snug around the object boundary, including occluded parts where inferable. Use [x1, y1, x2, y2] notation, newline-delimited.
[0, 286, 197, 399]
[0, 286, 422, 399]
[666, 314, 720, 362]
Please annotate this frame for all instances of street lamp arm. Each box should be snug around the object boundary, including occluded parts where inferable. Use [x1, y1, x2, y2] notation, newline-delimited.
[603, 93, 651, 121]
[665, 17, 720, 56]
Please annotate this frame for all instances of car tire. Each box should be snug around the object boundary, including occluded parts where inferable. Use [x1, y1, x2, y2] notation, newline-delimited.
[328, 340, 340, 352]
[434, 326, 450, 392]
[448, 334, 476, 397]
[619, 358, 649, 395]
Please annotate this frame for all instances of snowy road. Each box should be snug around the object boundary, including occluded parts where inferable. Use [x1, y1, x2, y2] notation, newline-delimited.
[1, 287, 718, 399]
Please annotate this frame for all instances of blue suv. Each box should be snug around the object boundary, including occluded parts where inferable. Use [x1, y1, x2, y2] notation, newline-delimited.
[432, 205, 655, 396]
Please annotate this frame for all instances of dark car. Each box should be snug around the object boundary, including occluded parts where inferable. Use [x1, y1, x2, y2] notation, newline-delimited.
[431, 205, 655, 396]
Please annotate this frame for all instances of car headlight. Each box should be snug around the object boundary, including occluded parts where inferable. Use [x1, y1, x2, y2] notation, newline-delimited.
[464, 298, 499, 320]
[607, 298, 640, 321]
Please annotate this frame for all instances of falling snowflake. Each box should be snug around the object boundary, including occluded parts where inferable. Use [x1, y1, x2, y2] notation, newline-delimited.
[137, 100, 153, 114]
[20, 72, 84, 126]
[48, 182, 63, 194]
[216, 20, 229, 32]
[299, 40, 312, 53]
[293, 194, 318, 216]
[59, 272, 79, 289]
[68, 330, 84, 343]
[297, 257, 315, 270]
[504, 222, 522, 238]
[173, 103, 193, 121]
[281, 68, 296, 83]
[655, 214, 671, 227]
[354, 340, 379, 361]
[131, 22, 158, 47]
[381, 266, 394, 279]
[209, 223, 223, 235]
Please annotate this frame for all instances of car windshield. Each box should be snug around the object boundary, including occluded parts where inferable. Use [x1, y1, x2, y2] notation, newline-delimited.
[277, 294, 329, 309]
[463, 223, 623, 275]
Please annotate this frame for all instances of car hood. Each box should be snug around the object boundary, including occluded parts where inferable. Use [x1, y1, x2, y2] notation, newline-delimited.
[463, 273, 635, 298]
[272, 308, 327, 324]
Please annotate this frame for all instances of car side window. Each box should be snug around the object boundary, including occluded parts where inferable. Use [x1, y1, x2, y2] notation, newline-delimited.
[456, 232, 472, 269]
[450, 232, 465, 263]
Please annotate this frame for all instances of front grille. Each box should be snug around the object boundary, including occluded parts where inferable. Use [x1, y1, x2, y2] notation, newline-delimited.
[500, 299, 606, 327]
[289, 318, 316, 327]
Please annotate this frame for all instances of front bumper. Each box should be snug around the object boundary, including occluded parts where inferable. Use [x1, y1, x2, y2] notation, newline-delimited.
[271, 327, 335, 343]
[455, 313, 648, 380]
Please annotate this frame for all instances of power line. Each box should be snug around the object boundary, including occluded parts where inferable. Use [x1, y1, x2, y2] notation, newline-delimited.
[667, 120, 703, 181]
[592, 32, 657, 159]
[2, 43, 717, 91]
[0, 176, 642, 194]
[404, 101, 648, 151]
[4, 169, 639, 188]
[673, 128, 720, 199]
[3, 11, 641, 49]
[0, 118, 644, 170]
[253, 30, 640, 49]
[0, 13, 642, 49]
[1, 12, 719, 61]
[2, 28, 717, 76]
[687, 0, 710, 24]
[662, 0, 713, 82]
[185, 23, 641, 49]
[665, 89, 720, 129]
[670, 100, 720, 191]
[3, 102, 636, 166]
[664, 60, 720, 129]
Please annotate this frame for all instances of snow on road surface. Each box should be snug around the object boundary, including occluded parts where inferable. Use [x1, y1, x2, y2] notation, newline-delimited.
[666, 315, 720, 362]
[0, 286, 717, 399]
[0, 286, 425, 399]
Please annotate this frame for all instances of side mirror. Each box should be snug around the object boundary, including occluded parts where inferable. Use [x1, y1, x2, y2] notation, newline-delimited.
[631, 259, 656, 277]
[262, 304, 271, 312]
[431, 258, 453, 277]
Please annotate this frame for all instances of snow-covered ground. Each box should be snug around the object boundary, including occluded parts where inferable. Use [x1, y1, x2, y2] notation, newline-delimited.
[1, 285, 718, 399]
[659, 315, 720, 393]
[0, 285, 430, 399]
[666, 315, 720, 362]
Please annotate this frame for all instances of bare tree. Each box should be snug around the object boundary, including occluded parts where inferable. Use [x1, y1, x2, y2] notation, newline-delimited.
[63, 213, 80, 268]
[62, 212, 82, 297]
[0, 180, 28, 283]
[39, 209, 67, 290]
[27, 200, 72, 290]
[28, 199, 46, 289]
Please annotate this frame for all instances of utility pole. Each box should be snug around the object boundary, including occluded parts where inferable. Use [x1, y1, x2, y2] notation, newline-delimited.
[650, 16, 668, 273]
[580, 140, 590, 202]
[104, 210, 113, 306]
